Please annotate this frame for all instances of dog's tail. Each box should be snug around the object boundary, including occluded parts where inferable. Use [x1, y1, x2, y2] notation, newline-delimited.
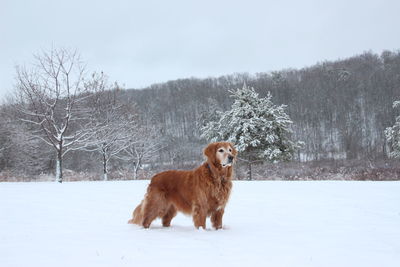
[127, 200, 144, 225]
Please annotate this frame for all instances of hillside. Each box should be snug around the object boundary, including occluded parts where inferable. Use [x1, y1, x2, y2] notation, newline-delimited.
[1, 50, 400, 180]
[121, 51, 400, 163]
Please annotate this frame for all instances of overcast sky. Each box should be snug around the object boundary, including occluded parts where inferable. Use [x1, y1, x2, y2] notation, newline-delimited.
[1, 0, 399, 99]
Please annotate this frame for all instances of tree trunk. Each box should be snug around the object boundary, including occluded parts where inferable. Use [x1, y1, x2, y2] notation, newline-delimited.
[55, 150, 63, 183]
[133, 161, 139, 180]
[383, 138, 387, 159]
[132, 154, 143, 180]
[247, 161, 252, 180]
[103, 152, 108, 181]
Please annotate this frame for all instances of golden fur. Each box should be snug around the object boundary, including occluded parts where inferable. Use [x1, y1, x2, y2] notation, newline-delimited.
[128, 142, 237, 229]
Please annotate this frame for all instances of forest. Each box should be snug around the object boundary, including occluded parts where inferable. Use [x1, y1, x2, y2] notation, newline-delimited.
[1, 50, 400, 181]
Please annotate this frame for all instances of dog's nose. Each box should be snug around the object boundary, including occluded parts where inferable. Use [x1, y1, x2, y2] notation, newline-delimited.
[228, 155, 234, 162]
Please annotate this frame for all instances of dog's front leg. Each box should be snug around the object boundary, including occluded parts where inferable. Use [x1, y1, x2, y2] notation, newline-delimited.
[211, 208, 224, 230]
[192, 203, 207, 229]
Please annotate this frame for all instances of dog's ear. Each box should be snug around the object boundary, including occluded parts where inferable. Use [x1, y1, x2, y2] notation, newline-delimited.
[227, 142, 238, 157]
[204, 143, 216, 161]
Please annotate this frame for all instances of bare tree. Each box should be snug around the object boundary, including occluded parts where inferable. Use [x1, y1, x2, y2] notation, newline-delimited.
[81, 73, 137, 180]
[14, 48, 94, 183]
[118, 125, 163, 179]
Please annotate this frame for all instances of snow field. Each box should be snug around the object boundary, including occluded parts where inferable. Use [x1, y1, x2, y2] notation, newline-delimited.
[0, 181, 399, 267]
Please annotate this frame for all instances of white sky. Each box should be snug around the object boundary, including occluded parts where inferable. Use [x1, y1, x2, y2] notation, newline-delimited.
[1, 0, 399, 99]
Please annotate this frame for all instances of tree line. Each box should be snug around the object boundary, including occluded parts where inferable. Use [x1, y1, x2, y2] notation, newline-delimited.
[0, 48, 399, 181]
[119, 50, 400, 163]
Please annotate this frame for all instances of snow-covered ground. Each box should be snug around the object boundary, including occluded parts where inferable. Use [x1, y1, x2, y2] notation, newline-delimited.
[1, 181, 399, 267]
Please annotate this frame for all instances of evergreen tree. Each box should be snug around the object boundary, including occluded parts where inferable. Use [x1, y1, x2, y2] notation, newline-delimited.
[201, 84, 302, 180]
[385, 101, 400, 158]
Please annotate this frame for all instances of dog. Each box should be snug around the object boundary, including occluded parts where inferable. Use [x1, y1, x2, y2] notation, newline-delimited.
[128, 141, 237, 229]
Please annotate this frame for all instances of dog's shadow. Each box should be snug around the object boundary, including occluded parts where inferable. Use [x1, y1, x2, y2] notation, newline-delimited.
[129, 223, 230, 232]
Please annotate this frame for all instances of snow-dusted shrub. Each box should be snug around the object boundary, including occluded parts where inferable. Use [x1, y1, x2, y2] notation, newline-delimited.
[385, 101, 400, 158]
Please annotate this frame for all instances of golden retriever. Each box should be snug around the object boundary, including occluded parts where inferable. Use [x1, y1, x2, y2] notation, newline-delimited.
[128, 142, 237, 229]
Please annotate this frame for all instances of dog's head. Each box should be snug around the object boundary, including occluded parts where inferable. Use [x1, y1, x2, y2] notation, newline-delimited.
[204, 142, 238, 168]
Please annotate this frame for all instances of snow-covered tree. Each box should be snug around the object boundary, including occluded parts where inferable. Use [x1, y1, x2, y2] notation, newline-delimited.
[385, 100, 400, 158]
[196, 97, 221, 133]
[201, 84, 302, 180]
[0, 118, 7, 170]
[14, 48, 95, 183]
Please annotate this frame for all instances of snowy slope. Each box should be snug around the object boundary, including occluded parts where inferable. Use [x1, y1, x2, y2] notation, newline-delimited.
[0, 181, 399, 267]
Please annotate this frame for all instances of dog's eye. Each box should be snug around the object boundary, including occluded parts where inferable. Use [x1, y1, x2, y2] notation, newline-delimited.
[218, 149, 224, 153]
[229, 148, 232, 152]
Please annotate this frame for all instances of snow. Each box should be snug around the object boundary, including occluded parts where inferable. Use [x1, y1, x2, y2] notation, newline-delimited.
[1, 181, 399, 267]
